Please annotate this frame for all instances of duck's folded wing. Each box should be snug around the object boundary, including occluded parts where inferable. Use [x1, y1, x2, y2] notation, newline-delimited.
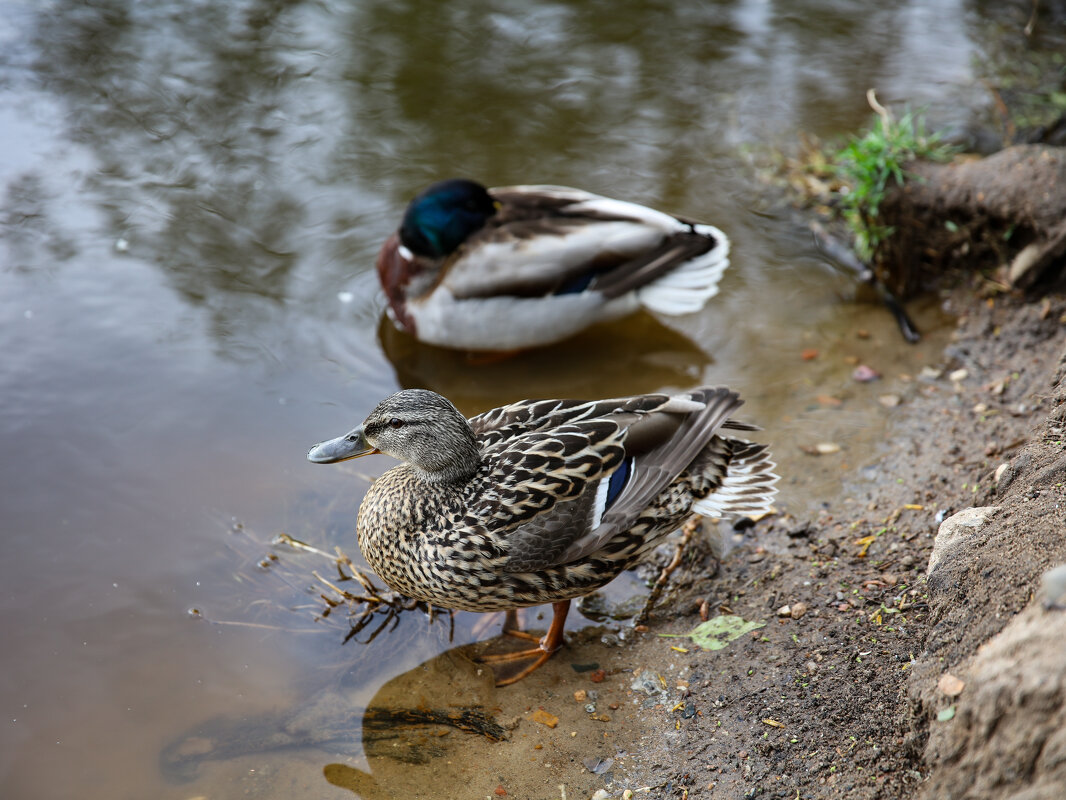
[470, 394, 674, 448]
[552, 387, 743, 566]
[442, 186, 689, 299]
[469, 420, 628, 572]
[469, 388, 742, 572]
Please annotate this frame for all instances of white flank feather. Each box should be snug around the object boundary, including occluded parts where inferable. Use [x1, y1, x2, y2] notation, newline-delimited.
[691, 440, 777, 518]
[636, 224, 730, 316]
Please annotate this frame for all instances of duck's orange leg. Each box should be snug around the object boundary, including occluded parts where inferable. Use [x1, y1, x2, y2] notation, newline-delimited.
[478, 600, 570, 686]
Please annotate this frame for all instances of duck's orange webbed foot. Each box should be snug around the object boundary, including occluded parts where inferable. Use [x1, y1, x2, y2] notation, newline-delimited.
[476, 600, 570, 686]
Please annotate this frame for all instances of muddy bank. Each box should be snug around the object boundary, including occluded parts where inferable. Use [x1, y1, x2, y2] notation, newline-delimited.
[633, 289, 1066, 799]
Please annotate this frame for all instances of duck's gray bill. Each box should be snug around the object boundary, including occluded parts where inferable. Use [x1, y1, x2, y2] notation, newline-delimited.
[307, 427, 378, 464]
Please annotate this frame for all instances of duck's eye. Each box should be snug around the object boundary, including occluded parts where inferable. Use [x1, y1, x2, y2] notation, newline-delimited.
[388, 418, 404, 429]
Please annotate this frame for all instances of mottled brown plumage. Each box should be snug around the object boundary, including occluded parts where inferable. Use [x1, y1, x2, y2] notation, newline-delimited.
[308, 386, 777, 682]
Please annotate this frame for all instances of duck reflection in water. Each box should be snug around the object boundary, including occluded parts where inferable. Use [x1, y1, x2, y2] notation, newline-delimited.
[159, 648, 503, 790]
[377, 308, 713, 408]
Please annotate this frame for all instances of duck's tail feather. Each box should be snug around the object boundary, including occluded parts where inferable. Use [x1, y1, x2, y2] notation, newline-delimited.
[691, 438, 778, 518]
[636, 224, 730, 316]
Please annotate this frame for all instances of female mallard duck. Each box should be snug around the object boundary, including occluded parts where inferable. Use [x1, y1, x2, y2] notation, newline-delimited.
[376, 179, 730, 351]
[308, 386, 776, 684]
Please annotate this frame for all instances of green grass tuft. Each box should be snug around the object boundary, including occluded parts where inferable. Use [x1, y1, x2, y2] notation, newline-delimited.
[832, 109, 958, 260]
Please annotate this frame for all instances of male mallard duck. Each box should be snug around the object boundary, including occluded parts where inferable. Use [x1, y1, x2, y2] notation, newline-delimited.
[308, 386, 776, 684]
[376, 179, 730, 351]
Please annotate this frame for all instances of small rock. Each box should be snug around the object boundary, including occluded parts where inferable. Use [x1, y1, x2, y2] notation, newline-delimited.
[801, 348, 819, 361]
[994, 462, 1014, 493]
[878, 394, 901, 408]
[1041, 564, 1066, 609]
[590, 669, 606, 683]
[938, 673, 965, 697]
[574, 690, 587, 703]
[882, 574, 898, 587]
[919, 366, 943, 381]
[949, 368, 969, 382]
[853, 364, 881, 382]
[927, 507, 1000, 575]
[592, 789, 612, 800]
[777, 605, 792, 617]
[494, 785, 507, 796]
[790, 602, 808, 619]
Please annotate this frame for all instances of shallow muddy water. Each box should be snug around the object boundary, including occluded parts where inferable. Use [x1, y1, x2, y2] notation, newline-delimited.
[0, 1, 991, 797]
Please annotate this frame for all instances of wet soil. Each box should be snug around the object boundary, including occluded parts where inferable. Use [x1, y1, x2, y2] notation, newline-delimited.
[620, 287, 1066, 799]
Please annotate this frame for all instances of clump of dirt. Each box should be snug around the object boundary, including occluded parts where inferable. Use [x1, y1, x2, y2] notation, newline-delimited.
[632, 289, 1066, 798]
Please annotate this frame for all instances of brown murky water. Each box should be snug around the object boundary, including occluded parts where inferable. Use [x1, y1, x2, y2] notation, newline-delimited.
[0, 1, 986, 797]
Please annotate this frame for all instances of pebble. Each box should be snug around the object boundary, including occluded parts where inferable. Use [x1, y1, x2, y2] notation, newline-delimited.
[1041, 564, 1066, 609]
[790, 602, 808, 619]
[938, 673, 965, 697]
[852, 364, 881, 382]
[949, 368, 969, 382]
[574, 690, 588, 703]
[878, 394, 902, 408]
[777, 604, 792, 617]
[928, 506, 1000, 574]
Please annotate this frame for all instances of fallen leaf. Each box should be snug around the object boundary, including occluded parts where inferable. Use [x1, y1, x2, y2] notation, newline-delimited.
[937, 705, 957, 722]
[531, 709, 559, 728]
[801, 348, 819, 361]
[660, 615, 766, 651]
[854, 535, 877, 557]
[903, 504, 924, 510]
[762, 718, 786, 728]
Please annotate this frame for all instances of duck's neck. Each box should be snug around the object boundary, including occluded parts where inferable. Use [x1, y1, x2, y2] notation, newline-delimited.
[414, 429, 481, 486]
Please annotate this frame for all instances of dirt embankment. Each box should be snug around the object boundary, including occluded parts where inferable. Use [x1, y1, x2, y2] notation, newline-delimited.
[649, 291, 1066, 799]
